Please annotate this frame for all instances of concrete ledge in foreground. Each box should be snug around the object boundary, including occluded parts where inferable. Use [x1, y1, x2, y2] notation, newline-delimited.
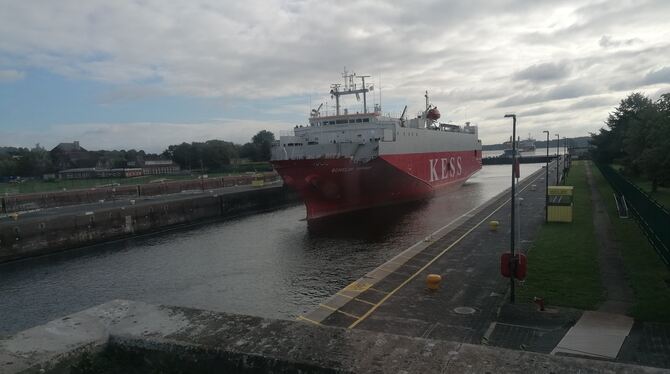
[0, 300, 666, 373]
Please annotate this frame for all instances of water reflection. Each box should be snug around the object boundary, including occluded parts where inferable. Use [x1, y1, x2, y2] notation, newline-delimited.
[306, 200, 429, 240]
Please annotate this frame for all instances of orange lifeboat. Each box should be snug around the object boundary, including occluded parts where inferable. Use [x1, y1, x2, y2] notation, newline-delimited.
[426, 107, 441, 121]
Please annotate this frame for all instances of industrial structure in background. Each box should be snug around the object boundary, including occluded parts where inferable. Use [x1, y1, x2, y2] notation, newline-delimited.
[50, 141, 181, 179]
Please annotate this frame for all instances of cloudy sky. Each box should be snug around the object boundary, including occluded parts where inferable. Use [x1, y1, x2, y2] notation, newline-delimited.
[1, 0, 669, 152]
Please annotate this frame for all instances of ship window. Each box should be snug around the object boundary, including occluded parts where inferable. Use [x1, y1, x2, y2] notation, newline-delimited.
[356, 118, 362, 123]
[362, 118, 370, 122]
[349, 119, 355, 123]
[336, 119, 347, 124]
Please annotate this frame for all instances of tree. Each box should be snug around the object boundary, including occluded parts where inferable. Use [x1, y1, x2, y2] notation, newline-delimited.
[592, 92, 654, 165]
[639, 93, 670, 191]
[248, 130, 275, 161]
[591, 92, 670, 191]
[162, 140, 239, 171]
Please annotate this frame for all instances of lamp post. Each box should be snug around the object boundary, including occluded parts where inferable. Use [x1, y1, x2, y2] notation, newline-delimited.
[555, 133, 560, 185]
[504, 113, 517, 303]
[543, 130, 549, 223]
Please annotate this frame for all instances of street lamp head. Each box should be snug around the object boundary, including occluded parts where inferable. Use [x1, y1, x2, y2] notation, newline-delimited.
[543, 130, 549, 134]
[504, 114, 516, 118]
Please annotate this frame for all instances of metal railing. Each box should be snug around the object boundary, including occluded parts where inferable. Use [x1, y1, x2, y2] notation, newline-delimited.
[596, 163, 670, 266]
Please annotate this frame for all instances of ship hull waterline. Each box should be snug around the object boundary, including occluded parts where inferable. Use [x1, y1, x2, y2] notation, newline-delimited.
[272, 150, 482, 221]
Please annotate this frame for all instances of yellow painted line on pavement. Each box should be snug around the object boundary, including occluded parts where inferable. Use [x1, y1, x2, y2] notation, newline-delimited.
[367, 287, 389, 295]
[297, 315, 322, 326]
[347, 170, 546, 329]
[335, 292, 377, 306]
[355, 297, 377, 306]
[319, 303, 361, 319]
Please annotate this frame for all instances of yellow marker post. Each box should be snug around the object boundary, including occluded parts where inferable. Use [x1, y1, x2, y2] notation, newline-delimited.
[426, 274, 442, 290]
[489, 220, 499, 231]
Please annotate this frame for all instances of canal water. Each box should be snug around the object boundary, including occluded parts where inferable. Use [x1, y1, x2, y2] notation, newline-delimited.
[0, 162, 544, 336]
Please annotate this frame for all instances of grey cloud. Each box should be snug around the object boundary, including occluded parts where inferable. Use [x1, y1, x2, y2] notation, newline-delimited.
[599, 35, 642, 48]
[567, 96, 615, 110]
[519, 105, 559, 117]
[514, 62, 570, 82]
[496, 82, 597, 107]
[610, 65, 670, 91]
[642, 67, 670, 85]
[1, 0, 669, 146]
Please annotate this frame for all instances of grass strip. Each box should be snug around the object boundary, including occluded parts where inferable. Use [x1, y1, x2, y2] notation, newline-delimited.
[592, 163, 670, 321]
[0, 163, 273, 195]
[518, 160, 605, 310]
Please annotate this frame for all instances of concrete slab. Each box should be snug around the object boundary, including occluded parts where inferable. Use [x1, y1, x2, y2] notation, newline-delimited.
[552, 311, 634, 359]
[1, 300, 665, 373]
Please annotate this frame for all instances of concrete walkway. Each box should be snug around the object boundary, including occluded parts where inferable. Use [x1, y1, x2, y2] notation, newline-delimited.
[585, 161, 635, 314]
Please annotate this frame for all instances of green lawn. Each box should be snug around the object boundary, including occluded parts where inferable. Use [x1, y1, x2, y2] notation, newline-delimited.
[0, 174, 210, 195]
[592, 164, 670, 322]
[518, 161, 606, 310]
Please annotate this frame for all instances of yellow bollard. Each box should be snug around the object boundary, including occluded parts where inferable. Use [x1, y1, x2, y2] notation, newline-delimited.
[489, 220, 499, 231]
[10, 213, 18, 221]
[426, 274, 442, 290]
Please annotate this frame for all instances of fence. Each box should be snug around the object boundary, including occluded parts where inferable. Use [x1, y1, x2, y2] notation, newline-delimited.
[596, 163, 670, 266]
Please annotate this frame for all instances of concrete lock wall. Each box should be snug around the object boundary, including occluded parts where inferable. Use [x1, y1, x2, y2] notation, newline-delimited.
[1, 172, 278, 213]
[0, 186, 297, 263]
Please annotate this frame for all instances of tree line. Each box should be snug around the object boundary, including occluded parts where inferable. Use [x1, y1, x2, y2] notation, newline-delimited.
[591, 92, 670, 191]
[160, 130, 275, 171]
[0, 130, 276, 178]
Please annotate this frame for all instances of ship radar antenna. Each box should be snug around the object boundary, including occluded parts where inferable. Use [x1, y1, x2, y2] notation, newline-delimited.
[330, 70, 372, 115]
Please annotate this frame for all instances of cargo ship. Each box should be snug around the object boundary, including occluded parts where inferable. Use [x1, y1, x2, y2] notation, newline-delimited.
[270, 71, 482, 220]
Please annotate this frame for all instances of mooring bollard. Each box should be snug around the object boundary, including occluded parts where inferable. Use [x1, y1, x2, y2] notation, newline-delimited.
[489, 220, 499, 231]
[426, 274, 442, 290]
[533, 297, 546, 311]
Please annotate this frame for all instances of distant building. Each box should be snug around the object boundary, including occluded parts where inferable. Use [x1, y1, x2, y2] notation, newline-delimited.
[58, 167, 144, 180]
[123, 168, 143, 177]
[58, 167, 97, 180]
[50, 141, 97, 170]
[142, 160, 180, 175]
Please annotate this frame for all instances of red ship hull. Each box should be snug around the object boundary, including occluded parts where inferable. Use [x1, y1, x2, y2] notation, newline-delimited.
[272, 150, 482, 220]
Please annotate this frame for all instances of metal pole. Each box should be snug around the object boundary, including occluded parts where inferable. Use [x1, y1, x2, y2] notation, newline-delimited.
[505, 114, 516, 303]
[555, 134, 559, 185]
[543, 130, 549, 223]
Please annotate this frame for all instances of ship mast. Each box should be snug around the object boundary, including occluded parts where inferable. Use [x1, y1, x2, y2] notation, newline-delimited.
[329, 69, 372, 115]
